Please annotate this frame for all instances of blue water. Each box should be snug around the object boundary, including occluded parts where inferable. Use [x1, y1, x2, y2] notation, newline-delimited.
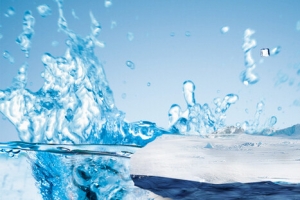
[0, 0, 297, 199]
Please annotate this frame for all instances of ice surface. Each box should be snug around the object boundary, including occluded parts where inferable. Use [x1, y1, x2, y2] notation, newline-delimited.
[131, 128, 300, 184]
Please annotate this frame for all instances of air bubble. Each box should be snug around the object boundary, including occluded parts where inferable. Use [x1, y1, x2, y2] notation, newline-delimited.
[277, 106, 282, 111]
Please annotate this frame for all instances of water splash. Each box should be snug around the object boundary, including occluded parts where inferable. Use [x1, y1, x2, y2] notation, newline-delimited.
[220, 26, 229, 34]
[16, 11, 35, 58]
[0, 0, 164, 146]
[242, 101, 277, 135]
[3, 51, 15, 63]
[168, 80, 238, 135]
[37, 5, 52, 18]
[4, 7, 15, 17]
[240, 29, 259, 85]
[126, 60, 135, 69]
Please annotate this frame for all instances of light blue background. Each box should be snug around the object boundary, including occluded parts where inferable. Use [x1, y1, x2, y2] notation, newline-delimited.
[1, 0, 300, 141]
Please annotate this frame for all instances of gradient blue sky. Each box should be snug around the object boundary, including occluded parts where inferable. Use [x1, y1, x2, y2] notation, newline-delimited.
[1, 0, 300, 141]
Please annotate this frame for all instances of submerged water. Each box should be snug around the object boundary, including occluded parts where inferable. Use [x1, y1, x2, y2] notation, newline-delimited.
[0, 0, 297, 199]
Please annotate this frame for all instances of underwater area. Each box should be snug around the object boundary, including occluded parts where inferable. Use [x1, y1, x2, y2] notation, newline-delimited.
[0, 0, 300, 199]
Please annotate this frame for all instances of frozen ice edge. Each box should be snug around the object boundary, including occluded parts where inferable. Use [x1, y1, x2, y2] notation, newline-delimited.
[131, 132, 300, 184]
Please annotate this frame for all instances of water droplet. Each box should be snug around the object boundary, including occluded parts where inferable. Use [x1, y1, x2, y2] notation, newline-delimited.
[52, 41, 59, 46]
[245, 109, 249, 113]
[170, 32, 175, 37]
[220, 26, 229, 34]
[217, 90, 220, 93]
[121, 93, 126, 99]
[293, 99, 300, 107]
[147, 82, 151, 86]
[277, 106, 282, 111]
[185, 31, 191, 37]
[127, 32, 134, 41]
[126, 61, 135, 70]
[3, 51, 14, 63]
[270, 46, 281, 56]
[269, 116, 277, 126]
[111, 21, 117, 29]
[4, 7, 15, 17]
[296, 20, 300, 31]
[0, 33, 3, 40]
[37, 4, 52, 17]
[297, 69, 300, 76]
[72, 9, 79, 19]
[104, 0, 112, 8]
[16, 11, 35, 58]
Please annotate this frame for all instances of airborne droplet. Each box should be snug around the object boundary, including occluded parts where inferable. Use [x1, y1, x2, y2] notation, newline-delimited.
[220, 26, 229, 34]
[37, 4, 52, 17]
[126, 61, 135, 70]
[127, 32, 134, 41]
[3, 51, 15, 63]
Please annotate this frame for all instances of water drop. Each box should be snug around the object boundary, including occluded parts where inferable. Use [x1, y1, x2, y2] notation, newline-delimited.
[220, 26, 229, 34]
[126, 61, 135, 70]
[245, 109, 249, 113]
[4, 7, 15, 17]
[277, 106, 282, 111]
[127, 32, 134, 41]
[270, 46, 281, 56]
[297, 69, 300, 76]
[72, 9, 79, 19]
[185, 31, 191, 37]
[293, 99, 300, 107]
[170, 32, 175, 37]
[16, 11, 35, 58]
[52, 41, 59, 46]
[147, 82, 151, 86]
[104, 0, 112, 8]
[269, 116, 277, 126]
[296, 20, 300, 31]
[3, 51, 14, 63]
[37, 4, 52, 17]
[0, 33, 3, 40]
[111, 21, 117, 29]
[121, 93, 126, 99]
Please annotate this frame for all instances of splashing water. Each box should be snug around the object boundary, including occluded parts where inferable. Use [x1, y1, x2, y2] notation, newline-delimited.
[0, 0, 284, 199]
[37, 5, 52, 18]
[16, 11, 35, 58]
[0, 0, 168, 199]
[240, 29, 259, 85]
[168, 80, 239, 135]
